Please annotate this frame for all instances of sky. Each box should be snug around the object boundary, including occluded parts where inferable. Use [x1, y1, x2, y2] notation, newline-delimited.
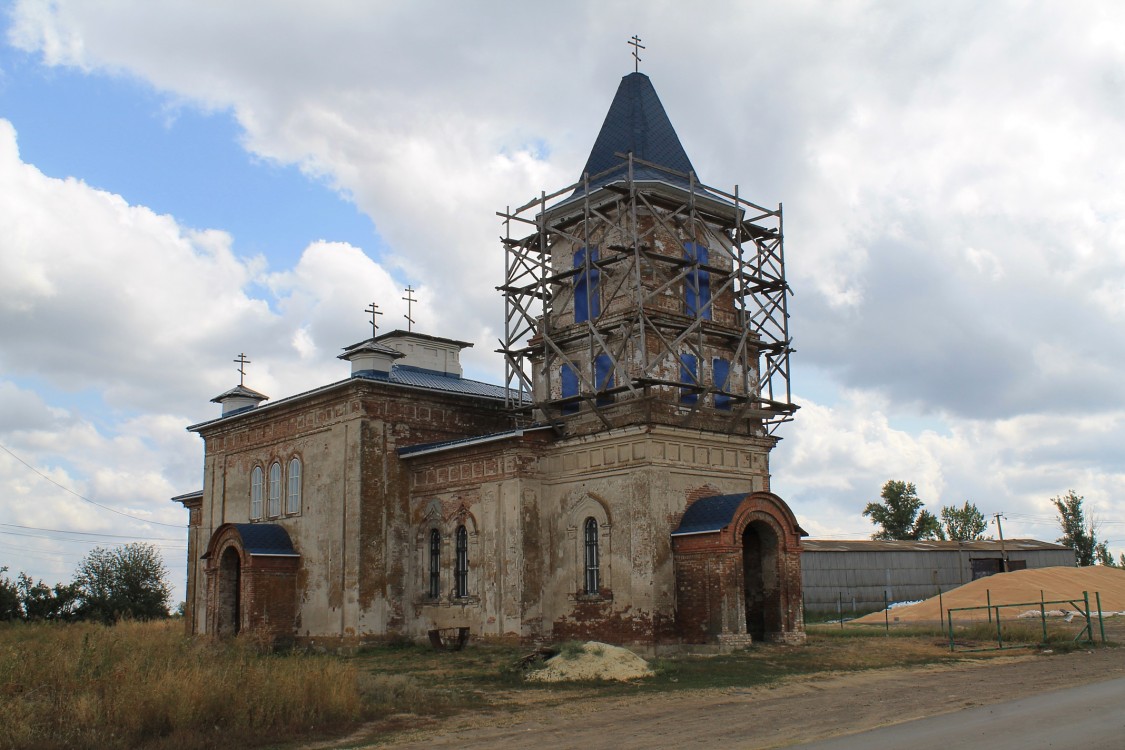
[2, 1, 1125, 606]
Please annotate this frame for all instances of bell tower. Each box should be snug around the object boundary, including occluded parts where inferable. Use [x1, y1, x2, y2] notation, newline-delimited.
[499, 72, 796, 439]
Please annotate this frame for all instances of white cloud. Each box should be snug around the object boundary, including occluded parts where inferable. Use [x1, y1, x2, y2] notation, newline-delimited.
[5, 1, 1125, 589]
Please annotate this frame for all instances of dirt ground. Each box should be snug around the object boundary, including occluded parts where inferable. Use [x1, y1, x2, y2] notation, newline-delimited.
[352, 645, 1125, 749]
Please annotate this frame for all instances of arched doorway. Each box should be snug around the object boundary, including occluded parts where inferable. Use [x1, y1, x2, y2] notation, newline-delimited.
[742, 520, 781, 640]
[218, 546, 241, 636]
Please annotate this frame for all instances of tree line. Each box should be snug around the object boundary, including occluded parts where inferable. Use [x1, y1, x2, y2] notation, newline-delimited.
[0, 542, 172, 623]
[863, 480, 1121, 567]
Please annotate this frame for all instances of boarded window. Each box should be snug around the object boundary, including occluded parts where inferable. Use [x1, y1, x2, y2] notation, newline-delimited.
[268, 462, 281, 517]
[287, 457, 301, 514]
[250, 466, 263, 520]
[574, 247, 600, 323]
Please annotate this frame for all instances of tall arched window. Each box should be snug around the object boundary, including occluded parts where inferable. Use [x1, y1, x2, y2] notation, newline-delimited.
[250, 466, 263, 520]
[287, 457, 301, 514]
[454, 525, 469, 598]
[584, 517, 600, 594]
[428, 529, 441, 599]
[268, 462, 281, 517]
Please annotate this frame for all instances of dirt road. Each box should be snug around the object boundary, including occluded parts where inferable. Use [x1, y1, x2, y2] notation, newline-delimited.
[373, 647, 1125, 749]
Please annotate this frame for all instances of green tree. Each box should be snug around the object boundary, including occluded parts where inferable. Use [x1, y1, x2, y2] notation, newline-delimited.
[1052, 490, 1098, 566]
[1094, 542, 1118, 568]
[74, 543, 171, 624]
[0, 567, 20, 621]
[939, 501, 988, 541]
[863, 480, 942, 541]
[17, 573, 80, 621]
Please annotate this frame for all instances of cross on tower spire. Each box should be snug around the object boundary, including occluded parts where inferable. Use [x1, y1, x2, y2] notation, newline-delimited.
[402, 286, 417, 332]
[365, 302, 383, 338]
[628, 35, 645, 73]
[234, 353, 251, 386]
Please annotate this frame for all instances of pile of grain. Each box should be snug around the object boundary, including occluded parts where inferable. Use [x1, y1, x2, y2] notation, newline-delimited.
[526, 641, 655, 682]
[854, 566, 1125, 624]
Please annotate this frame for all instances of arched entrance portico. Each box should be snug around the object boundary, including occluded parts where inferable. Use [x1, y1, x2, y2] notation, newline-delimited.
[202, 523, 300, 644]
[672, 492, 806, 645]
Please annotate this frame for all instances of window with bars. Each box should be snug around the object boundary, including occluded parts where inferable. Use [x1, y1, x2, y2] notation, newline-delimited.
[454, 525, 469, 598]
[584, 517, 600, 594]
[428, 529, 441, 599]
[250, 466, 263, 519]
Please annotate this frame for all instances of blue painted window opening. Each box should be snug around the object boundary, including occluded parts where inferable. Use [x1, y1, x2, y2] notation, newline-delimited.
[561, 363, 580, 414]
[713, 358, 732, 410]
[684, 242, 711, 320]
[250, 466, 263, 519]
[428, 529, 441, 599]
[594, 353, 614, 405]
[574, 247, 600, 323]
[454, 525, 469, 598]
[584, 517, 600, 594]
[680, 353, 698, 403]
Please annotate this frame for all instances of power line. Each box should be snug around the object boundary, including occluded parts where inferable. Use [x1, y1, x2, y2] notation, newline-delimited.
[0, 443, 186, 528]
[0, 529, 185, 549]
[0, 522, 183, 542]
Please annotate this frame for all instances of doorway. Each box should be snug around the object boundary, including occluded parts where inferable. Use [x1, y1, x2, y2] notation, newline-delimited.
[742, 521, 781, 640]
[218, 546, 241, 636]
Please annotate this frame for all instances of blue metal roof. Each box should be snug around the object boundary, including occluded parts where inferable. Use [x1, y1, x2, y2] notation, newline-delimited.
[576, 72, 698, 194]
[233, 523, 299, 556]
[672, 493, 749, 536]
[356, 365, 510, 399]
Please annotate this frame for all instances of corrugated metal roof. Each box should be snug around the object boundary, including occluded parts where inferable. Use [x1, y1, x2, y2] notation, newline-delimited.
[209, 384, 268, 403]
[803, 539, 1070, 553]
[672, 493, 748, 536]
[234, 523, 299, 556]
[398, 425, 553, 458]
[358, 366, 509, 399]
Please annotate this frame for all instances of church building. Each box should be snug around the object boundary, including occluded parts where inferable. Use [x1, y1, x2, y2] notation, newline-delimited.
[176, 70, 806, 647]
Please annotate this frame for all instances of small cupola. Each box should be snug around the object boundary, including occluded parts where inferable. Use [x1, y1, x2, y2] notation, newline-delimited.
[371, 330, 471, 377]
[338, 339, 404, 377]
[210, 384, 269, 417]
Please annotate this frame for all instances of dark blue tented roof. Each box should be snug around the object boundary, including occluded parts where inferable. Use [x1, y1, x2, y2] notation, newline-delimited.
[672, 494, 748, 537]
[576, 72, 698, 193]
[234, 523, 299, 556]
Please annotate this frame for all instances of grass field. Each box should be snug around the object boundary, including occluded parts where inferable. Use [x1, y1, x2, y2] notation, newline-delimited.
[2, 619, 1109, 750]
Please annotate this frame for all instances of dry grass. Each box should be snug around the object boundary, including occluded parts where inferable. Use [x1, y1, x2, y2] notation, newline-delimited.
[0, 619, 368, 750]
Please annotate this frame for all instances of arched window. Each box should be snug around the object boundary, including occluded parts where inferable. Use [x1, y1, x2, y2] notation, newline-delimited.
[250, 466, 263, 520]
[454, 525, 469, 598]
[584, 517, 600, 594]
[684, 242, 711, 319]
[287, 457, 301, 514]
[268, 462, 281, 517]
[428, 529, 441, 599]
[574, 246, 600, 323]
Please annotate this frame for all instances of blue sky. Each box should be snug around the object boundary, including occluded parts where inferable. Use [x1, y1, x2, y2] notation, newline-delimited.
[3, 1, 1125, 604]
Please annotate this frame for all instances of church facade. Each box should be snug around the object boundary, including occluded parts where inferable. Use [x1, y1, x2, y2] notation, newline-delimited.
[176, 72, 806, 647]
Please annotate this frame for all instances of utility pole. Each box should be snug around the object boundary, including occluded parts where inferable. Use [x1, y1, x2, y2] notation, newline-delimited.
[993, 513, 1009, 572]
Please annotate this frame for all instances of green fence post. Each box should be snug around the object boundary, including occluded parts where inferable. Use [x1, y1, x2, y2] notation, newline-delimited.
[1096, 591, 1106, 644]
[838, 591, 843, 630]
[948, 607, 955, 652]
[995, 603, 1002, 649]
[1083, 591, 1093, 645]
[987, 589, 992, 624]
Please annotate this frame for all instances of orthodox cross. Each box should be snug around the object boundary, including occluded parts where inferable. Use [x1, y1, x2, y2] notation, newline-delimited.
[402, 286, 417, 331]
[234, 353, 251, 386]
[628, 35, 645, 72]
[364, 302, 383, 337]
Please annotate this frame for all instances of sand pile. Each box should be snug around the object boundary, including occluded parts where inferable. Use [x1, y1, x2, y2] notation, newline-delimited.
[854, 566, 1125, 624]
[526, 641, 655, 682]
